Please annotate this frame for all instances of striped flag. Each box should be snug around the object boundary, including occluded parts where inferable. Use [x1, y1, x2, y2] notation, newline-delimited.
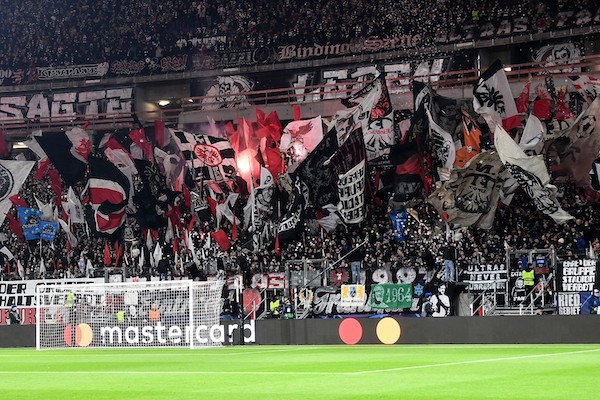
[85, 156, 130, 236]
[171, 129, 236, 183]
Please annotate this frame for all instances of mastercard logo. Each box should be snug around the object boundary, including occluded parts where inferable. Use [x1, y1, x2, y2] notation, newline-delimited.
[338, 317, 401, 345]
[64, 323, 94, 347]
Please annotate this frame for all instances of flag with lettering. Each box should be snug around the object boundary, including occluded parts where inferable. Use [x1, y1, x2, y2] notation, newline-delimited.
[343, 75, 395, 166]
[39, 221, 59, 241]
[278, 179, 309, 243]
[337, 159, 366, 224]
[17, 207, 42, 240]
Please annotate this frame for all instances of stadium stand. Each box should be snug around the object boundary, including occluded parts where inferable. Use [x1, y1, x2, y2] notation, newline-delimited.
[0, 0, 598, 323]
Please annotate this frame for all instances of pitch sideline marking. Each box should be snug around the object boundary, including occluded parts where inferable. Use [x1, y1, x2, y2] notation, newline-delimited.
[350, 348, 600, 375]
[0, 348, 599, 375]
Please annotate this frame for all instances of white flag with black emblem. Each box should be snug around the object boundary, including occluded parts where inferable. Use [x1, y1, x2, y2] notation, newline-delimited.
[0, 160, 35, 229]
[494, 126, 573, 224]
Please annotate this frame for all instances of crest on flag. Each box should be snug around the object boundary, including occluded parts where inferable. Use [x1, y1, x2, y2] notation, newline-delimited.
[0, 160, 35, 229]
[340, 284, 366, 306]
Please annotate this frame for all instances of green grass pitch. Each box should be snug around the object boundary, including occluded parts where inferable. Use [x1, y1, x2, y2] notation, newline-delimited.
[0, 344, 598, 399]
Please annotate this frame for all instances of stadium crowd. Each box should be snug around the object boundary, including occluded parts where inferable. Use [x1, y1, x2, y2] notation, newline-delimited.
[0, 0, 596, 66]
[0, 162, 598, 287]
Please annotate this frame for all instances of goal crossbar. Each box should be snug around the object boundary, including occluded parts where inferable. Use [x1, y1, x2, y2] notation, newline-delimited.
[35, 280, 224, 350]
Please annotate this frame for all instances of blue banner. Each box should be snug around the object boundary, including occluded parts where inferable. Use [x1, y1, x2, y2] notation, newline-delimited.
[39, 221, 59, 241]
[17, 207, 42, 240]
[390, 210, 408, 242]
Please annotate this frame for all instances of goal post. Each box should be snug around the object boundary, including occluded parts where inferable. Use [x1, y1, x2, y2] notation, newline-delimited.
[36, 280, 225, 350]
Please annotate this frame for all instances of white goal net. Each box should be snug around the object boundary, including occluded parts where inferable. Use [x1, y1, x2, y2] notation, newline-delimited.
[36, 280, 225, 350]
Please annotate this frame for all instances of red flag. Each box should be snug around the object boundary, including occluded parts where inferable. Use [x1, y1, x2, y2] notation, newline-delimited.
[129, 128, 153, 161]
[9, 194, 28, 208]
[211, 229, 230, 251]
[182, 186, 191, 209]
[114, 242, 123, 267]
[293, 105, 301, 121]
[0, 127, 9, 158]
[47, 169, 63, 202]
[104, 242, 112, 266]
[173, 237, 180, 255]
[207, 196, 217, 216]
[555, 89, 573, 120]
[187, 214, 197, 232]
[395, 153, 421, 175]
[515, 79, 531, 114]
[274, 234, 281, 256]
[256, 109, 282, 142]
[34, 158, 51, 181]
[533, 98, 551, 120]
[5, 213, 23, 240]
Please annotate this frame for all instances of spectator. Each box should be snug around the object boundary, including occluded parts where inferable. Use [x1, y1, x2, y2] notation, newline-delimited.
[580, 288, 600, 315]
[8, 304, 21, 325]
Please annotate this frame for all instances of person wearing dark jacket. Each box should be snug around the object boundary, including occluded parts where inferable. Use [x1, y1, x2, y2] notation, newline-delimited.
[9, 304, 21, 325]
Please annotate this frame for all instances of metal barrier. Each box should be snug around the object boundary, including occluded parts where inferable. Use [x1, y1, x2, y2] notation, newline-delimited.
[3, 53, 600, 137]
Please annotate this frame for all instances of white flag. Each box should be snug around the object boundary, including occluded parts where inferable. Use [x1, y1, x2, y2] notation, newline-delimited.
[17, 259, 24, 279]
[494, 125, 573, 224]
[519, 114, 545, 154]
[426, 109, 456, 176]
[473, 60, 521, 131]
[0, 160, 35, 228]
[0, 246, 14, 261]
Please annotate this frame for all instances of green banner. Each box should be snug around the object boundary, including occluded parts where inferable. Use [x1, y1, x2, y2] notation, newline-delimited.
[370, 284, 412, 309]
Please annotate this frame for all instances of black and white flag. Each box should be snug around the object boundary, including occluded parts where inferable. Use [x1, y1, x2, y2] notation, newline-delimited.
[495, 125, 573, 224]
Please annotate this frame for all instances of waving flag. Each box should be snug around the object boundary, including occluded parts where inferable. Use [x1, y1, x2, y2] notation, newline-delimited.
[17, 207, 42, 240]
[35, 127, 91, 186]
[559, 97, 600, 186]
[172, 129, 236, 184]
[473, 60, 521, 131]
[428, 151, 506, 229]
[454, 109, 482, 168]
[0, 160, 34, 229]
[281, 116, 323, 172]
[85, 156, 131, 236]
[426, 108, 456, 179]
[39, 221, 59, 241]
[495, 125, 573, 224]
[569, 75, 600, 104]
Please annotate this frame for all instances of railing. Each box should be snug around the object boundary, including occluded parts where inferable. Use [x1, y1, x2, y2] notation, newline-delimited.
[2, 53, 600, 138]
[470, 281, 501, 316]
[519, 273, 554, 315]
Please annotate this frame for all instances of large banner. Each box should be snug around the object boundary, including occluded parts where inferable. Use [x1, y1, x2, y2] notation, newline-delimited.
[463, 263, 508, 292]
[337, 160, 366, 224]
[0, 57, 191, 86]
[556, 258, 598, 315]
[189, 58, 452, 111]
[0, 278, 104, 325]
[0, 88, 133, 124]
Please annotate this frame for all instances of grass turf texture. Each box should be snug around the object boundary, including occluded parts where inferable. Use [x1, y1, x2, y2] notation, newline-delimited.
[0, 344, 598, 399]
